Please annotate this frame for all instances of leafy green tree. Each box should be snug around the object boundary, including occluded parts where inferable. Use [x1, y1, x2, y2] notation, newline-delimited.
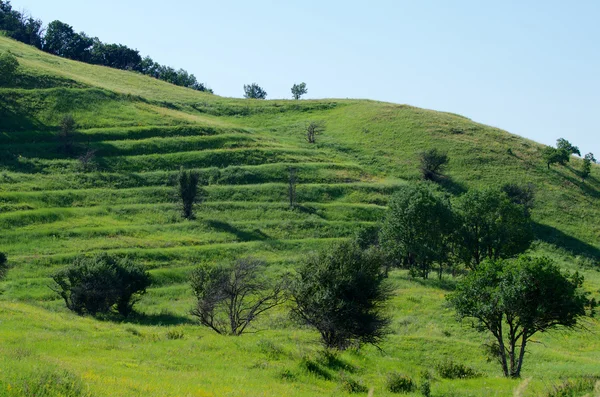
[455, 189, 533, 269]
[556, 138, 581, 157]
[419, 148, 449, 181]
[291, 82, 307, 99]
[543, 138, 581, 169]
[448, 256, 589, 378]
[291, 241, 391, 349]
[581, 153, 596, 182]
[177, 167, 201, 219]
[243, 83, 267, 99]
[501, 183, 535, 216]
[305, 120, 325, 144]
[0, 252, 8, 281]
[44, 20, 93, 61]
[380, 184, 454, 279]
[0, 51, 19, 86]
[190, 257, 285, 335]
[52, 253, 151, 317]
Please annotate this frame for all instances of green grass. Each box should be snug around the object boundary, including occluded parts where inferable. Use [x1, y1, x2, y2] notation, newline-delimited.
[1, 35, 600, 396]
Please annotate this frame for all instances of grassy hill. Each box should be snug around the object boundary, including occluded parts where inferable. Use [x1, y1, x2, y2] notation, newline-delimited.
[1, 35, 599, 397]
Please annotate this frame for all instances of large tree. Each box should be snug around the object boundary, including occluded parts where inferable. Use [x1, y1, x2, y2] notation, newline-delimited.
[454, 188, 533, 269]
[243, 83, 267, 99]
[448, 256, 589, 378]
[380, 184, 454, 278]
[291, 241, 391, 349]
[44, 20, 93, 61]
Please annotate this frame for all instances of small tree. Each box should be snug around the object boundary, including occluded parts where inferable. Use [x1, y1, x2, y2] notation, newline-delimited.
[501, 183, 535, 216]
[380, 184, 454, 279]
[78, 148, 97, 172]
[58, 114, 76, 154]
[177, 167, 201, 219]
[305, 120, 325, 144]
[243, 83, 267, 99]
[419, 148, 449, 181]
[0, 51, 19, 86]
[556, 138, 581, 157]
[543, 138, 580, 169]
[581, 153, 596, 182]
[0, 252, 8, 281]
[448, 256, 589, 378]
[291, 82, 307, 100]
[455, 188, 533, 270]
[291, 241, 391, 349]
[52, 253, 151, 317]
[190, 257, 285, 335]
[288, 166, 298, 208]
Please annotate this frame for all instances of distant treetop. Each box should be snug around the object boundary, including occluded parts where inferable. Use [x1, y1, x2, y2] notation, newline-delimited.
[0, 1, 212, 93]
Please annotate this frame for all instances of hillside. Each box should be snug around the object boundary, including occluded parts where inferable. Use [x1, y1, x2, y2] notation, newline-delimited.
[1, 35, 599, 397]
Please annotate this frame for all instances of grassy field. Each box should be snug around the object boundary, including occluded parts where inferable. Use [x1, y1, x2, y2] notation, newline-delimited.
[1, 35, 599, 396]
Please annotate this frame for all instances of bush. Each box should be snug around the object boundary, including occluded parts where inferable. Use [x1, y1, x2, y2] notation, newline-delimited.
[387, 372, 416, 393]
[52, 253, 151, 317]
[291, 241, 391, 349]
[340, 373, 368, 394]
[435, 359, 480, 379]
[0, 252, 8, 281]
[419, 148, 449, 180]
[0, 51, 19, 86]
[420, 379, 431, 397]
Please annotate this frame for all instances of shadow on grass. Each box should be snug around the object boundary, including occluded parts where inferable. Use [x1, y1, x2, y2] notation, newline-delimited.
[294, 205, 326, 219]
[436, 175, 468, 196]
[533, 222, 600, 260]
[122, 311, 195, 326]
[554, 166, 600, 198]
[205, 219, 271, 242]
[405, 274, 459, 291]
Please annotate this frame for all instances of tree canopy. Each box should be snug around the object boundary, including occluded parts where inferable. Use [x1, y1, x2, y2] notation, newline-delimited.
[448, 256, 589, 378]
[243, 83, 267, 99]
[291, 82, 307, 100]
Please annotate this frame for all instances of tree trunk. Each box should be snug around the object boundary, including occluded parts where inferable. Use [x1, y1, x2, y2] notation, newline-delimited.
[496, 332, 510, 377]
[514, 332, 528, 378]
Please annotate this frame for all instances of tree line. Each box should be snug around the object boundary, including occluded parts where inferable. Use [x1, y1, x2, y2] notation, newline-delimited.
[0, 1, 212, 92]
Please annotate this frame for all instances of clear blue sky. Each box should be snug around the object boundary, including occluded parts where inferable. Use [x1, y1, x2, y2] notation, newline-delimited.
[12, 0, 600, 155]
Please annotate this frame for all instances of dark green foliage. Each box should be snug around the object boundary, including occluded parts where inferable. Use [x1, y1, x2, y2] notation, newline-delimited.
[190, 257, 285, 335]
[556, 138, 581, 157]
[58, 114, 76, 154]
[305, 120, 325, 144]
[52, 253, 151, 317]
[291, 82, 307, 100]
[0, 2, 44, 48]
[0, 252, 8, 280]
[501, 183, 535, 216]
[339, 373, 368, 394]
[243, 83, 267, 99]
[380, 184, 454, 278]
[419, 379, 431, 397]
[448, 256, 589, 378]
[44, 20, 94, 61]
[0, 50, 18, 85]
[177, 167, 201, 219]
[543, 138, 581, 169]
[581, 153, 596, 182]
[435, 359, 481, 379]
[291, 241, 391, 349]
[386, 372, 415, 393]
[419, 148, 449, 181]
[7, 368, 91, 397]
[454, 188, 533, 269]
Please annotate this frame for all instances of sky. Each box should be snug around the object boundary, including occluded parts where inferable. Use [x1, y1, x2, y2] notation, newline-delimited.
[11, 0, 600, 155]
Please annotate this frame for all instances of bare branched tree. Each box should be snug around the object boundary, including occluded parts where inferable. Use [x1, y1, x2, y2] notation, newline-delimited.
[190, 257, 286, 335]
[305, 120, 325, 144]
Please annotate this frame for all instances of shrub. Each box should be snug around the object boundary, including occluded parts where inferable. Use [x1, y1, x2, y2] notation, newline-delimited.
[419, 148, 449, 180]
[0, 51, 19, 86]
[177, 167, 201, 219]
[340, 373, 369, 394]
[386, 372, 416, 393]
[420, 379, 431, 397]
[52, 253, 151, 317]
[190, 257, 285, 335]
[0, 252, 8, 281]
[545, 376, 599, 397]
[291, 241, 391, 349]
[435, 359, 480, 379]
[165, 328, 184, 340]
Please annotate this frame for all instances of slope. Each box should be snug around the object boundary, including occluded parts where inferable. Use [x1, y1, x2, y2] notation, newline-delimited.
[1, 35, 599, 397]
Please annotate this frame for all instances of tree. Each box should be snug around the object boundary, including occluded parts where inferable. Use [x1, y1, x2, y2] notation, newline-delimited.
[448, 256, 589, 378]
[501, 183, 535, 216]
[455, 189, 533, 270]
[177, 167, 201, 219]
[380, 184, 454, 279]
[44, 20, 93, 61]
[291, 82, 307, 100]
[288, 167, 298, 208]
[190, 257, 285, 335]
[0, 252, 8, 281]
[556, 138, 581, 157]
[581, 153, 596, 182]
[0, 51, 18, 86]
[291, 241, 391, 349]
[305, 120, 325, 144]
[543, 138, 580, 169]
[52, 253, 151, 317]
[243, 83, 267, 99]
[58, 114, 76, 154]
[419, 148, 449, 181]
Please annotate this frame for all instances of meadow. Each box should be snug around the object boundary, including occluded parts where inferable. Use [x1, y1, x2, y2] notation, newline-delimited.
[1, 35, 599, 396]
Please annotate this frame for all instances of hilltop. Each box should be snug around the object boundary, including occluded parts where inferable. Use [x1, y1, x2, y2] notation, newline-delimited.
[1, 35, 599, 396]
